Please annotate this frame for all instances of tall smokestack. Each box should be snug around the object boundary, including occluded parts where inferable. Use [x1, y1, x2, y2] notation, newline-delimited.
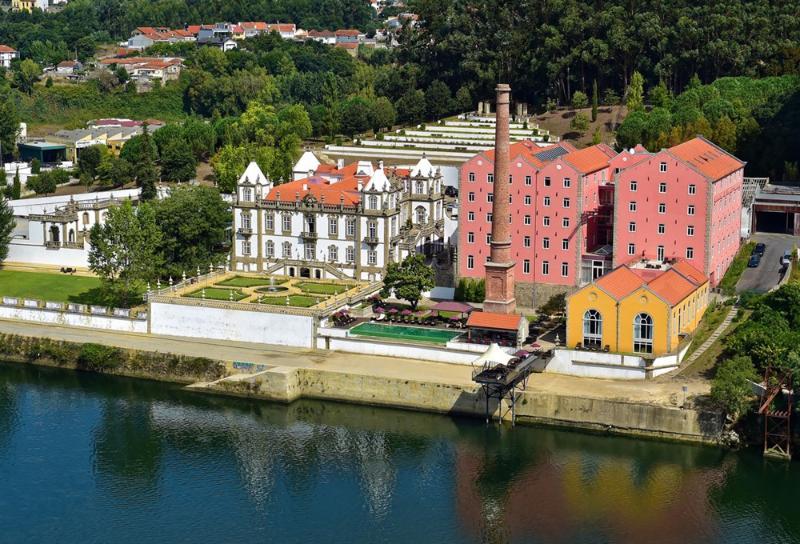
[483, 83, 517, 315]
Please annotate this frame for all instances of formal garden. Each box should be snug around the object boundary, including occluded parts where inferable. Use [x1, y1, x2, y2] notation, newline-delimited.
[0, 270, 142, 307]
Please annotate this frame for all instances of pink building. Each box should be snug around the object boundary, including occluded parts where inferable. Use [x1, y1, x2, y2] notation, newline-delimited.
[613, 136, 744, 286]
[458, 140, 617, 305]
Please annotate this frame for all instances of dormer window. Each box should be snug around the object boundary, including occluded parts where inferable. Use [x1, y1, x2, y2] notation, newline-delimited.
[242, 187, 252, 202]
[369, 195, 378, 209]
[415, 180, 424, 194]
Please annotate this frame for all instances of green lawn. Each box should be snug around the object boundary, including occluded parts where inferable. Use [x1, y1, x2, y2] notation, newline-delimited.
[184, 287, 247, 301]
[0, 270, 111, 305]
[216, 276, 287, 288]
[254, 294, 321, 308]
[295, 282, 351, 295]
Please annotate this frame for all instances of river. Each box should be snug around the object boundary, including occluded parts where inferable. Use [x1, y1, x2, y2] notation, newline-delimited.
[1, 361, 799, 544]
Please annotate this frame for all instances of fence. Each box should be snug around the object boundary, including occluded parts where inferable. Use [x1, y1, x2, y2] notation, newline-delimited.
[0, 296, 148, 333]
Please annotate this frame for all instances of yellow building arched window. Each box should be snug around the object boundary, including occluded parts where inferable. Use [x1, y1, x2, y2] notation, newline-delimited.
[583, 309, 602, 349]
[633, 313, 654, 354]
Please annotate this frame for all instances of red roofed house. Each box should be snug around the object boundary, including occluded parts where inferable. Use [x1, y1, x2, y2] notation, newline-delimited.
[231, 155, 449, 280]
[0, 45, 18, 69]
[614, 135, 745, 286]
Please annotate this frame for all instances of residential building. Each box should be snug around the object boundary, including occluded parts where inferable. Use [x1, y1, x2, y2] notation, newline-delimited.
[266, 23, 297, 39]
[614, 136, 745, 285]
[335, 29, 361, 43]
[565, 259, 709, 356]
[231, 156, 447, 280]
[100, 57, 184, 83]
[308, 30, 336, 45]
[11, 0, 47, 12]
[55, 60, 82, 75]
[0, 45, 18, 69]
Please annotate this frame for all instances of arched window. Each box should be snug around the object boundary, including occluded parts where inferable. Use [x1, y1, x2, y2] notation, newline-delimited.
[583, 309, 602, 348]
[82, 212, 90, 226]
[415, 206, 426, 225]
[68, 229, 75, 243]
[633, 313, 654, 354]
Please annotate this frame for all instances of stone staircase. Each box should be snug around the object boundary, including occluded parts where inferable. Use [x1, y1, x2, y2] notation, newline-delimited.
[684, 306, 739, 365]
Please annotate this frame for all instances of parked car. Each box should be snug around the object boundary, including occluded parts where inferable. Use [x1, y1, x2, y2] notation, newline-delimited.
[748, 253, 761, 267]
[781, 250, 793, 266]
[444, 186, 458, 197]
[753, 243, 766, 256]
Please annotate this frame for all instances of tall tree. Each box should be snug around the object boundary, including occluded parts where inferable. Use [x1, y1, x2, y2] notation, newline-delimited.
[13, 59, 41, 96]
[591, 80, 599, 122]
[0, 196, 14, 263]
[381, 254, 435, 310]
[160, 139, 197, 183]
[0, 95, 19, 162]
[137, 125, 159, 201]
[626, 71, 645, 112]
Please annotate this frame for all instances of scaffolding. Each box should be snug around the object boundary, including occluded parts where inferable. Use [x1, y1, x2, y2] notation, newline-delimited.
[758, 365, 794, 460]
[473, 356, 537, 425]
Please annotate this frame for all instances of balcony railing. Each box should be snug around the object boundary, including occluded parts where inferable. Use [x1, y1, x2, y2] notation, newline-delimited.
[301, 230, 318, 240]
[363, 235, 380, 245]
[237, 227, 253, 235]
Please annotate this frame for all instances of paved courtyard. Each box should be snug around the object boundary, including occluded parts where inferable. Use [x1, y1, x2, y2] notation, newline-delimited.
[736, 232, 797, 293]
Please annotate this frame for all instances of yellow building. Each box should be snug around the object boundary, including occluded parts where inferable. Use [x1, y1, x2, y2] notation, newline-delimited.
[566, 260, 709, 357]
[11, 0, 37, 11]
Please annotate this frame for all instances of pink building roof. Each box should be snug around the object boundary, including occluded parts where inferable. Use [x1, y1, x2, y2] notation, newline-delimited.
[668, 136, 744, 180]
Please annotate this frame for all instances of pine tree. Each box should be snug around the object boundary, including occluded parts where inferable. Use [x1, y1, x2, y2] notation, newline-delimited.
[138, 124, 159, 201]
[0, 195, 14, 263]
[12, 168, 21, 199]
[591, 80, 599, 122]
[626, 71, 645, 112]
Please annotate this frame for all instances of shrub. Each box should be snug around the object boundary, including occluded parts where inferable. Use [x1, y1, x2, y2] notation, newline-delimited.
[77, 343, 122, 371]
[711, 355, 759, 418]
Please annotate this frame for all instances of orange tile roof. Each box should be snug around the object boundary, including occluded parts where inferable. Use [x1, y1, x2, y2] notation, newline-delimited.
[336, 29, 360, 36]
[595, 266, 646, 300]
[265, 162, 369, 206]
[562, 144, 615, 174]
[646, 269, 697, 305]
[670, 260, 707, 285]
[0, 45, 17, 53]
[668, 136, 744, 180]
[466, 311, 524, 331]
[484, 141, 573, 167]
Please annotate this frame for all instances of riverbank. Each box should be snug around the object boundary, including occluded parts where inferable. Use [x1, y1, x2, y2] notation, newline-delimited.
[0, 319, 723, 444]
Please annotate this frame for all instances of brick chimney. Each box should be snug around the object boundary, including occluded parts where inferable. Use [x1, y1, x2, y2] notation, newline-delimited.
[483, 83, 517, 314]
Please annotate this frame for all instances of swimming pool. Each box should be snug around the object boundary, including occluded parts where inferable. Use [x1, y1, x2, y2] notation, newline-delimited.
[349, 322, 463, 345]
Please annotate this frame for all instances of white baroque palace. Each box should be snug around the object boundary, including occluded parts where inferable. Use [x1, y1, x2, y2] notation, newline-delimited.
[231, 155, 447, 280]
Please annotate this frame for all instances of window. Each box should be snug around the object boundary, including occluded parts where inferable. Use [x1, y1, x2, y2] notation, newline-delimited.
[562, 217, 570, 228]
[583, 309, 602, 348]
[487, 173, 494, 183]
[563, 197, 570, 208]
[544, 177, 551, 187]
[467, 255, 474, 269]
[524, 195, 531, 205]
[265, 240, 274, 258]
[657, 245, 665, 261]
[542, 261, 550, 275]
[629, 181, 637, 192]
[82, 212, 90, 226]
[658, 203, 666, 214]
[543, 237, 550, 249]
[487, 192, 494, 203]
[329, 245, 338, 262]
[629, 201, 637, 212]
[562, 238, 569, 250]
[561, 262, 569, 277]
[628, 221, 636, 232]
[368, 221, 378, 239]
[508, 174, 513, 183]
[486, 213, 492, 223]
[468, 192, 475, 202]
[659, 182, 667, 193]
[242, 240, 251, 256]
[688, 184, 696, 195]
[627, 243, 636, 255]
[633, 313, 654, 353]
[265, 213, 274, 231]
[346, 218, 356, 236]
[687, 225, 695, 236]
[467, 232, 475, 243]
[659, 162, 667, 173]
[686, 246, 695, 259]
[415, 180, 424, 194]
[468, 211, 475, 221]
[523, 236, 531, 248]
[468, 172, 475, 182]
[687, 205, 695, 216]
[241, 214, 251, 229]
[525, 175, 532, 186]
[329, 217, 338, 235]
[282, 242, 291, 258]
[282, 214, 292, 233]
[658, 223, 665, 234]
[485, 234, 491, 245]
[543, 216, 550, 227]
[523, 259, 530, 274]
[304, 243, 315, 260]
[242, 187, 252, 202]
[367, 250, 377, 266]
[369, 195, 378, 209]
[544, 196, 551, 207]
[346, 246, 355, 263]
[524, 215, 531, 225]
[563, 177, 571, 188]
[416, 206, 426, 224]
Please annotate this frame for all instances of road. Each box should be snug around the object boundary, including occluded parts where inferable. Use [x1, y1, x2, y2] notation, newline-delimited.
[0, 319, 709, 405]
[736, 233, 797, 293]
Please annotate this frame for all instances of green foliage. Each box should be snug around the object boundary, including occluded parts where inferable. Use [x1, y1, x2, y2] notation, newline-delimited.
[381, 254, 435, 310]
[425, 80, 452, 119]
[136, 125, 159, 200]
[648, 81, 672, 108]
[27, 169, 65, 195]
[710, 355, 759, 418]
[30, 158, 40, 174]
[160, 139, 196, 183]
[571, 90, 588, 109]
[395, 89, 426, 124]
[569, 112, 589, 134]
[455, 278, 485, 303]
[540, 293, 567, 316]
[0, 93, 20, 161]
[718, 242, 756, 296]
[96, 157, 133, 188]
[13, 59, 41, 96]
[78, 144, 107, 179]
[627, 71, 645, 112]
[591, 80, 598, 121]
[77, 343, 122, 371]
[11, 169, 21, 199]
[602, 88, 619, 106]
[211, 144, 249, 193]
[0, 196, 13, 263]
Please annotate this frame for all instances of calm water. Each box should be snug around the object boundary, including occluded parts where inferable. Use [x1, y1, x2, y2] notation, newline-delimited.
[1, 362, 799, 544]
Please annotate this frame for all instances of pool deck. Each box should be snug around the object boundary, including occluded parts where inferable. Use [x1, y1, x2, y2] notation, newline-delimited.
[0, 319, 721, 444]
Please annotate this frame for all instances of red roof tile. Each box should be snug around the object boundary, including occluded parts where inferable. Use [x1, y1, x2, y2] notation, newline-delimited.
[466, 311, 524, 331]
[646, 269, 697, 305]
[668, 136, 744, 180]
[562, 144, 615, 174]
[670, 260, 706, 285]
[595, 266, 646, 300]
[0, 45, 17, 53]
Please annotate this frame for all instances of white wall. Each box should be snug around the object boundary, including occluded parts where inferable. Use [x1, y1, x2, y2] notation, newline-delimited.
[545, 348, 680, 380]
[8, 188, 141, 216]
[149, 301, 315, 348]
[6, 243, 89, 267]
[0, 304, 146, 333]
[316, 328, 479, 364]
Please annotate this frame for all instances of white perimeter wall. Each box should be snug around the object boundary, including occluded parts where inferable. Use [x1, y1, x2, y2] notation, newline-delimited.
[150, 301, 315, 348]
[6, 243, 89, 267]
[546, 349, 681, 380]
[0, 305, 146, 333]
[316, 328, 478, 364]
